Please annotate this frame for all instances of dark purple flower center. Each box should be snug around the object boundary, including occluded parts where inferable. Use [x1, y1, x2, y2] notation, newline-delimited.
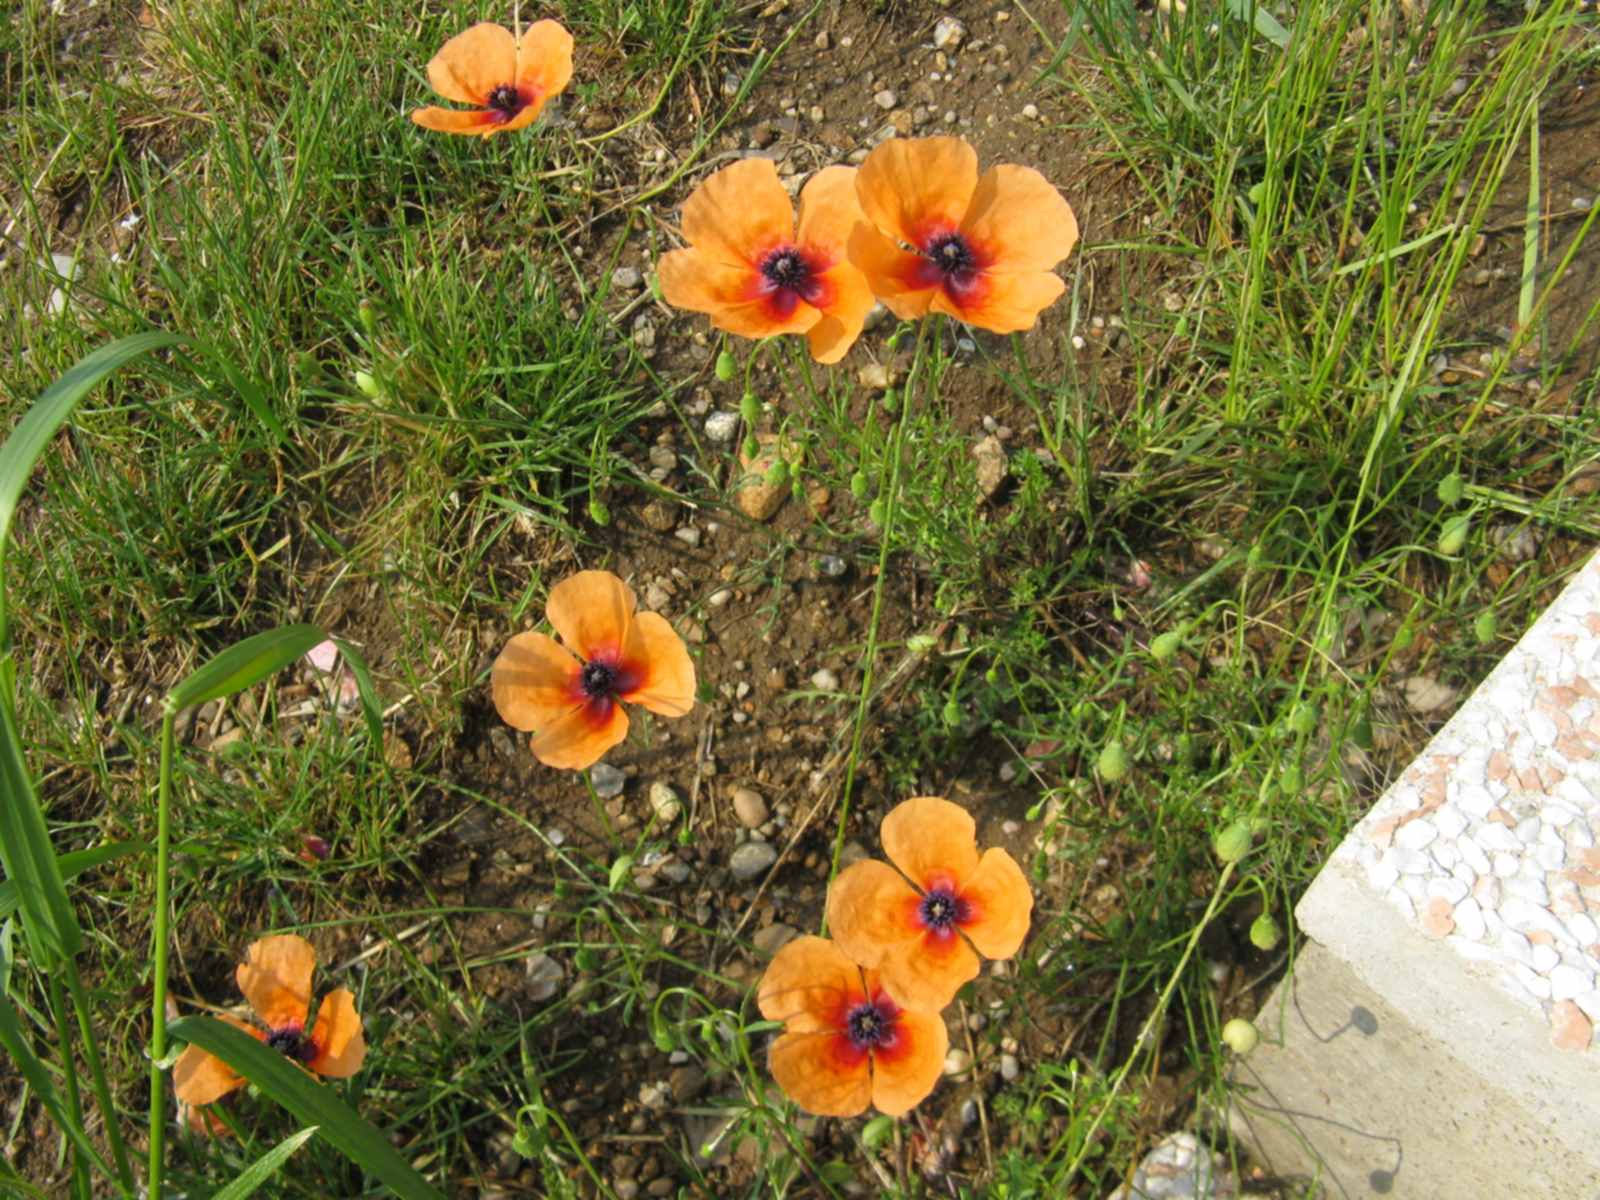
[927, 233, 976, 280]
[918, 887, 968, 933]
[487, 84, 524, 115]
[581, 659, 619, 699]
[758, 247, 827, 313]
[266, 1027, 316, 1064]
[846, 1001, 894, 1048]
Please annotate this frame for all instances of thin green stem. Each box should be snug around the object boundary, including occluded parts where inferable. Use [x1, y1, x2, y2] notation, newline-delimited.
[583, 767, 616, 844]
[147, 705, 176, 1200]
[47, 974, 91, 1200]
[63, 961, 134, 1195]
[824, 321, 930, 906]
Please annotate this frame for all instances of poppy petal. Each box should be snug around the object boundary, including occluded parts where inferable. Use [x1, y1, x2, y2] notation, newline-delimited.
[528, 696, 629, 770]
[680, 158, 796, 271]
[172, 1046, 246, 1106]
[960, 164, 1079, 274]
[513, 19, 574, 109]
[618, 611, 696, 718]
[959, 847, 1033, 961]
[181, 1098, 233, 1137]
[769, 1028, 872, 1117]
[545, 570, 636, 663]
[856, 136, 978, 251]
[869, 1005, 948, 1117]
[846, 225, 938, 322]
[881, 796, 981, 892]
[236, 934, 316, 1032]
[879, 926, 980, 1012]
[426, 22, 517, 107]
[307, 987, 366, 1078]
[827, 860, 922, 972]
[795, 165, 865, 261]
[492, 632, 582, 732]
[657, 251, 820, 339]
[804, 263, 875, 364]
[488, 105, 545, 136]
[410, 106, 498, 136]
[931, 268, 1065, 335]
[757, 935, 862, 1034]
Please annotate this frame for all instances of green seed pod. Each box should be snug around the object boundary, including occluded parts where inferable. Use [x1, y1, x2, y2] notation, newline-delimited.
[357, 300, 378, 336]
[1474, 609, 1497, 645]
[942, 699, 963, 727]
[850, 470, 870, 500]
[790, 475, 805, 502]
[1097, 739, 1129, 782]
[868, 498, 887, 526]
[714, 350, 737, 382]
[1221, 1018, 1260, 1055]
[765, 460, 789, 487]
[985, 665, 1000, 685]
[1150, 630, 1183, 662]
[588, 497, 611, 526]
[1279, 763, 1302, 796]
[1213, 819, 1253, 864]
[880, 388, 899, 415]
[741, 435, 761, 461]
[353, 369, 381, 399]
[1250, 913, 1282, 951]
[1246, 542, 1266, 571]
[740, 391, 761, 424]
[650, 1011, 676, 1054]
[511, 1124, 545, 1157]
[1287, 701, 1317, 737]
[1436, 472, 1465, 506]
[861, 1115, 895, 1151]
[1438, 514, 1470, 556]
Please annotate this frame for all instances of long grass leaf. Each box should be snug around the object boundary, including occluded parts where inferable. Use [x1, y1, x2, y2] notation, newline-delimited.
[166, 625, 327, 714]
[0, 676, 80, 965]
[0, 841, 145, 922]
[167, 1016, 444, 1200]
[0, 987, 112, 1181]
[331, 638, 384, 752]
[211, 1126, 320, 1200]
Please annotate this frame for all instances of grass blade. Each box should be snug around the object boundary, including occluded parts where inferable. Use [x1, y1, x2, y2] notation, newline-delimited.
[211, 1126, 319, 1200]
[0, 331, 186, 649]
[166, 625, 328, 714]
[166, 1016, 444, 1200]
[0, 674, 81, 966]
[0, 977, 112, 1181]
[0, 841, 145, 922]
[1224, 0, 1291, 48]
[331, 637, 384, 752]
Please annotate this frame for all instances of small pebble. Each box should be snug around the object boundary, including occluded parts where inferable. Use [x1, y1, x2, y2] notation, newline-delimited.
[730, 841, 778, 881]
[590, 763, 627, 798]
[704, 411, 740, 443]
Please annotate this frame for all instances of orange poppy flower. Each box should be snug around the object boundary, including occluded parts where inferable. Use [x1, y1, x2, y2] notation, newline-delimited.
[491, 569, 696, 770]
[657, 159, 876, 364]
[827, 797, 1032, 1012]
[411, 21, 573, 137]
[848, 137, 1078, 334]
[172, 935, 366, 1116]
[756, 935, 947, 1117]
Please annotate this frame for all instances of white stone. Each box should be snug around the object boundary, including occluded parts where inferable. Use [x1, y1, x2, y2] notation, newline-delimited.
[1527, 709, 1559, 746]
[1573, 991, 1600, 1021]
[1503, 877, 1549, 906]
[1394, 848, 1432, 875]
[1400, 875, 1428, 904]
[1567, 821, 1595, 850]
[1531, 944, 1561, 973]
[1453, 897, 1487, 941]
[1566, 913, 1599, 945]
[1493, 852, 1520, 878]
[1367, 856, 1400, 891]
[1476, 823, 1523, 853]
[1432, 842, 1460, 871]
[1500, 928, 1535, 967]
[1448, 933, 1500, 961]
[1501, 897, 1569, 941]
[1511, 963, 1553, 1001]
[1515, 816, 1542, 845]
[1455, 783, 1495, 817]
[1458, 836, 1492, 876]
[1535, 842, 1566, 872]
[1549, 964, 1592, 1002]
[1427, 877, 1469, 905]
[1555, 779, 1593, 811]
[1435, 808, 1469, 839]
[1395, 819, 1438, 851]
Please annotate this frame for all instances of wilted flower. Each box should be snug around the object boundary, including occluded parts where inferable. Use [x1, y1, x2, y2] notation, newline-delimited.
[411, 21, 573, 137]
[173, 935, 366, 1123]
[827, 797, 1032, 1011]
[849, 137, 1078, 334]
[658, 159, 876, 363]
[757, 935, 947, 1117]
[492, 570, 696, 770]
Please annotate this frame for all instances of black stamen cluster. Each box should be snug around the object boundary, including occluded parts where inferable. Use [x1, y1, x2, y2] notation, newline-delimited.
[487, 84, 523, 114]
[266, 1028, 315, 1064]
[762, 249, 811, 291]
[847, 1004, 889, 1047]
[580, 659, 619, 698]
[928, 233, 975, 277]
[919, 891, 959, 931]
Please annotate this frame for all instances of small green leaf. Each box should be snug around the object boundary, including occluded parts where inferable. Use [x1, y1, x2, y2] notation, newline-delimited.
[331, 639, 384, 753]
[167, 625, 327, 714]
[0, 840, 144, 923]
[212, 1126, 320, 1200]
[1224, 0, 1291, 48]
[860, 1115, 895, 1151]
[167, 1016, 443, 1200]
[608, 854, 635, 892]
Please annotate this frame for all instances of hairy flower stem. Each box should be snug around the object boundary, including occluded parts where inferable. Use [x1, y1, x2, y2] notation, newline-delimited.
[825, 320, 931, 906]
[147, 706, 176, 1200]
[48, 974, 91, 1199]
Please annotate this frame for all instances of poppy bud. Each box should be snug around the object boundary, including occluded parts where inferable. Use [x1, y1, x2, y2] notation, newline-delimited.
[358, 300, 377, 336]
[1221, 1018, 1259, 1054]
[1438, 514, 1470, 556]
[1096, 739, 1128, 782]
[740, 391, 761, 424]
[588, 498, 611, 526]
[880, 388, 899, 415]
[1279, 763, 1302, 795]
[742, 435, 761, 461]
[942, 699, 963, 727]
[1474, 609, 1497, 644]
[1250, 914, 1281, 951]
[1287, 701, 1317, 736]
[868, 498, 887, 526]
[354, 369, 381, 399]
[1436, 471, 1464, 506]
[715, 350, 737, 381]
[1214, 820, 1252, 864]
[849, 470, 870, 500]
[765, 460, 788, 487]
[1150, 630, 1183, 662]
[1246, 542, 1266, 571]
[511, 1124, 545, 1156]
